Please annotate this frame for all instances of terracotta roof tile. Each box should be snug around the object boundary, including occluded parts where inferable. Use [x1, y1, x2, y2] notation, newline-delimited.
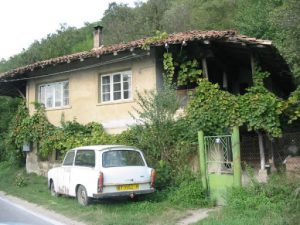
[0, 30, 272, 79]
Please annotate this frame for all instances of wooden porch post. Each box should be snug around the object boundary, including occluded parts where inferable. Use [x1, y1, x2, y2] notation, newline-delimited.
[202, 57, 209, 79]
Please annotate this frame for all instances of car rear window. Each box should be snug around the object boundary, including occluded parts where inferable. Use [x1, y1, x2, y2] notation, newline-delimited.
[75, 150, 95, 167]
[102, 150, 145, 167]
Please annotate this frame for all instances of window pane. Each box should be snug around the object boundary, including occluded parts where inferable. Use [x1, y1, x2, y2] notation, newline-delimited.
[102, 93, 110, 102]
[123, 82, 129, 90]
[75, 150, 95, 167]
[63, 151, 75, 166]
[55, 83, 62, 107]
[39, 86, 45, 106]
[113, 83, 121, 91]
[123, 74, 130, 82]
[63, 82, 69, 106]
[124, 91, 129, 99]
[45, 85, 53, 108]
[102, 76, 110, 84]
[113, 92, 121, 100]
[102, 150, 145, 167]
[102, 84, 110, 93]
[63, 97, 69, 106]
[113, 74, 121, 82]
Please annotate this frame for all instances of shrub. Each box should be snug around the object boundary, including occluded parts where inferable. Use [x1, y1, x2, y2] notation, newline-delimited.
[168, 178, 209, 208]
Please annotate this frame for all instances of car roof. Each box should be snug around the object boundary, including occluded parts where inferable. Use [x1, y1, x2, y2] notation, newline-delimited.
[73, 145, 137, 151]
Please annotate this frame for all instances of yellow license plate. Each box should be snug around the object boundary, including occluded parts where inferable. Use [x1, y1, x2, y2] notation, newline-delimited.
[117, 184, 139, 191]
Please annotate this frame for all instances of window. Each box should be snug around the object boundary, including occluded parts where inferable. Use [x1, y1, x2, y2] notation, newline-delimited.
[75, 150, 95, 167]
[102, 150, 145, 168]
[38, 81, 69, 108]
[100, 71, 132, 102]
[63, 151, 75, 166]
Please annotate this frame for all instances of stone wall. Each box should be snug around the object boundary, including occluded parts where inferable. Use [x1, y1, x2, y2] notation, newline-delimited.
[25, 145, 60, 177]
[285, 156, 300, 178]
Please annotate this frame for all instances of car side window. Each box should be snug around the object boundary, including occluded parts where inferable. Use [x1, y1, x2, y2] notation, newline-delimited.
[75, 150, 95, 167]
[63, 151, 75, 166]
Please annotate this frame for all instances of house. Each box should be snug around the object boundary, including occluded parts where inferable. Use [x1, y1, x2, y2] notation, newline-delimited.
[0, 27, 295, 175]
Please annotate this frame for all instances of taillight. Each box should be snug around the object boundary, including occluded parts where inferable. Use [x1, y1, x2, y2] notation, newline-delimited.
[98, 172, 104, 193]
[150, 169, 156, 188]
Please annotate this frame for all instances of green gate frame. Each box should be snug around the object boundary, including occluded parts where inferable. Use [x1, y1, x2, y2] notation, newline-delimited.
[198, 126, 241, 204]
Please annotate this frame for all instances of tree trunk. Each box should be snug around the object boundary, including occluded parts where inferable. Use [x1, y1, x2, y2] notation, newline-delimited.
[257, 131, 266, 170]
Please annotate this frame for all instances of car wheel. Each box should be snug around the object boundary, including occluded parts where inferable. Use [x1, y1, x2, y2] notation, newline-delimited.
[77, 185, 90, 206]
[50, 181, 59, 197]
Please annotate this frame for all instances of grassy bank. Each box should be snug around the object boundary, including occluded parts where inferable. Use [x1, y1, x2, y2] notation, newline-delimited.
[198, 174, 300, 225]
[0, 162, 209, 225]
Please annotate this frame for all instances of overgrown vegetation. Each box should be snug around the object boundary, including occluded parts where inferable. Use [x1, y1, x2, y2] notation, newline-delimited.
[198, 174, 300, 225]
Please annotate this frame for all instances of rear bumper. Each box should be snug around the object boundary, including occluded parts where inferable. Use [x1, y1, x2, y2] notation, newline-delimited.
[93, 188, 155, 198]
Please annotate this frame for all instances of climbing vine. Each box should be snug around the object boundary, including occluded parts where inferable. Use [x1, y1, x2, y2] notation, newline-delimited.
[163, 52, 175, 86]
[163, 53, 202, 87]
[142, 30, 168, 50]
[186, 78, 242, 135]
[6, 102, 116, 160]
[177, 59, 202, 86]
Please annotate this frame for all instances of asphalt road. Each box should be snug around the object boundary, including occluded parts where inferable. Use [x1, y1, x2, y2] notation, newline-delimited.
[0, 195, 64, 225]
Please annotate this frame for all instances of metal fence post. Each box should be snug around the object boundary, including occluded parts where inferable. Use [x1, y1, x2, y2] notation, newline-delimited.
[198, 131, 208, 190]
[231, 126, 242, 187]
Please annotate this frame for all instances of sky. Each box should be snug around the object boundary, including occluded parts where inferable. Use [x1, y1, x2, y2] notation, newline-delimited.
[0, 0, 144, 60]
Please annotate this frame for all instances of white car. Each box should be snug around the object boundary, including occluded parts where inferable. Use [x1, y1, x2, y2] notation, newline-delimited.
[48, 145, 155, 205]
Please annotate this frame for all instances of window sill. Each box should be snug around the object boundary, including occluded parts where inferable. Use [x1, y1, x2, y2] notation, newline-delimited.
[97, 99, 134, 106]
[43, 105, 72, 111]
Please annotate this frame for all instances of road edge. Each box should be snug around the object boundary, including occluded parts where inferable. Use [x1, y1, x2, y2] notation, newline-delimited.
[0, 191, 85, 225]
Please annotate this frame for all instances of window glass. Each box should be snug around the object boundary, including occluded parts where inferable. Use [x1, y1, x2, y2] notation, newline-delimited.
[63, 82, 69, 106]
[100, 71, 132, 103]
[55, 83, 62, 107]
[113, 92, 121, 100]
[102, 150, 145, 167]
[113, 83, 121, 91]
[113, 74, 121, 82]
[75, 150, 95, 167]
[63, 151, 75, 166]
[38, 81, 69, 109]
[46, 85, 54, 108]
[124, 91, 129, 99]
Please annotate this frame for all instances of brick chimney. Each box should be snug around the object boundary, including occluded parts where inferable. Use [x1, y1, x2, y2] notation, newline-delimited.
[93, 25, 103, 49]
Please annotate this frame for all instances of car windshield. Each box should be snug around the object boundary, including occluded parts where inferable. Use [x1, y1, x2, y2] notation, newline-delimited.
[102, 150, 145, 167]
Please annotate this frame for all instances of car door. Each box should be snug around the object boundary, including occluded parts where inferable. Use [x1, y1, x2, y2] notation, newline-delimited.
[71, 149, 97, 196]
[60, 150, 75, 195]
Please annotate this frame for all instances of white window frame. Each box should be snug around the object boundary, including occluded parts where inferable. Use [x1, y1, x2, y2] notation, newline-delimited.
[100, 71, 132, 103]
[38, 80, 69, 109]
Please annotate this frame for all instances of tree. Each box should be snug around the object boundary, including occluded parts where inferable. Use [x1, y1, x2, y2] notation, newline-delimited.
[270, 0, 300, 82]
[0, 97, 20, 161]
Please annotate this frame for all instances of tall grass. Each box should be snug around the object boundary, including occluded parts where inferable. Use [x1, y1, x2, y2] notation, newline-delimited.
[198, 174, 300, 225]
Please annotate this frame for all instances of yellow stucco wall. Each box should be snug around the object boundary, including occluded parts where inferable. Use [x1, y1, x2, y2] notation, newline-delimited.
[27, 56, 157, 134]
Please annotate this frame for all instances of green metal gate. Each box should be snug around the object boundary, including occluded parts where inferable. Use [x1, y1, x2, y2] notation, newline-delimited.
[198, 127, 241, 205]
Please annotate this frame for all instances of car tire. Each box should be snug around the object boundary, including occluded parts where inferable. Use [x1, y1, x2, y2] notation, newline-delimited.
[77, 185, 90, 206]
[50, 181, 59, 197]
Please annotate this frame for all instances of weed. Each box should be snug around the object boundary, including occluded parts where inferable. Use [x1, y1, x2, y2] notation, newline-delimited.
[14, 172, 27, 187]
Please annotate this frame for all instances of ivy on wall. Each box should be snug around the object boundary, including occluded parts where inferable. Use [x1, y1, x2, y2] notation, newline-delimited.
[6, 102, 116, 160]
